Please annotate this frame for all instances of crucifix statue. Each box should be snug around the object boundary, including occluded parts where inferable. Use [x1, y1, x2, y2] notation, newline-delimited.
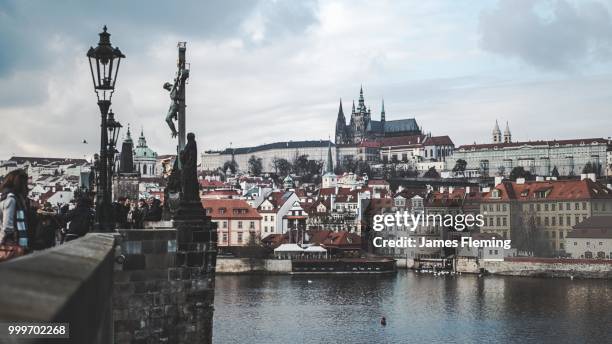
[164, 42, 189, 152]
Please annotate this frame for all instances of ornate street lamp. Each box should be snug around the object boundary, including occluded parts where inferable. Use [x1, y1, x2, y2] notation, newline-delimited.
[107, 110, 123, 149]
[87, 26, 125, 231]
[106, 110, 122, 203]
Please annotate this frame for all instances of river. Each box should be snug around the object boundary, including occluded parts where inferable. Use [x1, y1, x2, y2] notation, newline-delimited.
[213, 272, 611, 344]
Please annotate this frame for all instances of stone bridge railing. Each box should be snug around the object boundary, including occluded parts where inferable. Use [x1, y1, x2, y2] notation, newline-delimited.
[0, 216, 216, 344]
[0, 233, 116, 344]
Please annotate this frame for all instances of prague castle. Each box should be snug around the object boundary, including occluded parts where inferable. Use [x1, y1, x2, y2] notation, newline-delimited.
[335, 86, 422, 144]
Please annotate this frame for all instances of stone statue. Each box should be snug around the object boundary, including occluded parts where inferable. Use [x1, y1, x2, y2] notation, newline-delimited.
[163, 81, 179, 138]
[164, 68, 189, 138]
[180, 132, 199, 202]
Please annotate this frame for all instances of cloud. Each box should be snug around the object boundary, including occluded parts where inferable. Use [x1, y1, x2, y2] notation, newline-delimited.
[0, 0, 611, 160]
[479, 0, 612, 71]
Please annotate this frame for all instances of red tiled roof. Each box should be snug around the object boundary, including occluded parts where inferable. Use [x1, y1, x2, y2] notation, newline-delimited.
[202, 199, 261, 220]
[258, 191, 292, 211]
[200, 180, 225, 188]
[321, 231, 362, 249]
[422, 135, 454, 146]
[359, 140, 382, 148]
[377, 134, 426, 147]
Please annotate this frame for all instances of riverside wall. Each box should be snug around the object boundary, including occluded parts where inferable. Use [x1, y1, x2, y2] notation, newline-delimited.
[216, 257, 292, 274]
[455, 257, 612, 279]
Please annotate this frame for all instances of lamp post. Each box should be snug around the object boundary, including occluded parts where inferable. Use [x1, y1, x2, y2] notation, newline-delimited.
[106, 110, 122, 209]
[87, 26, 125, 231]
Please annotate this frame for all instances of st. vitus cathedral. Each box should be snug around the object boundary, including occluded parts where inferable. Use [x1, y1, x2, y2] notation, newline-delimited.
[335, 86, 422, 144]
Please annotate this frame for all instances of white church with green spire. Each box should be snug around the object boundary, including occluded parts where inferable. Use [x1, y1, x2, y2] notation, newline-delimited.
[132, 127, 158, 178]
[322, 141, 337, 188]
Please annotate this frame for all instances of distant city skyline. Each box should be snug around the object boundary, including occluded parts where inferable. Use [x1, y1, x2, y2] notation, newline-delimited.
[1, 0, 612, 160]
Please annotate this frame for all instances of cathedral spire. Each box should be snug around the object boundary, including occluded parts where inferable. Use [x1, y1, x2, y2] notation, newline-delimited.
[352, 100, 355, 113]
[335, 98, 347, 144]
[358, 85, 365, 109]
[381, 98, 386, 122]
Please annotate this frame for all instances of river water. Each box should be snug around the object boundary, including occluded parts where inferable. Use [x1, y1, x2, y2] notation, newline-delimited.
[213, 272, 611, 344]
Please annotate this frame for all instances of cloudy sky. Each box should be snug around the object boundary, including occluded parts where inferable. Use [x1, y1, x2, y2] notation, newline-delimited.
[1, 0, 612, 159]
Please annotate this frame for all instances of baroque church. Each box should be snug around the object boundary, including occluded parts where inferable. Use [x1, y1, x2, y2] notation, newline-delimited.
[335, 86, 422, 144]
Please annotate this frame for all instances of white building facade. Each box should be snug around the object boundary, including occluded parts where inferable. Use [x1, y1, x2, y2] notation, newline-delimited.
[449, 138, 610, 177]
[202, 140, 336, 173]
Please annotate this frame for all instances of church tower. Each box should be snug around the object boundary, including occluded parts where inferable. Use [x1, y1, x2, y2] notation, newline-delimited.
[503, 121, 512, 143]
[322, 141, 337, 189]
[381, 98, 386, 129]
[335, 99, 347, 144]
[492, 120, 502, 143]
[118, 125, 135, 174]
[350, 86, 370, 143]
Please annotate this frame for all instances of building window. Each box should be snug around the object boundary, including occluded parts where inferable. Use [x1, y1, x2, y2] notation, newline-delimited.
[222, 221, 227, 229]
[559, 203, 563, 211]
[559, 216, 563, 226]
[250, 221, 255, 229]
[237, 232, 243, 243]
[559, 231, 564, 239]
[238, 221, 243, 229]
[222, 233, 228, 242]
[575, 203, 579, 210]
[582, 202, 587, 210]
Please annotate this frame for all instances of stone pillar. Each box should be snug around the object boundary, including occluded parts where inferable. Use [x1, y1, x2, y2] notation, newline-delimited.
[113, 208, 217, 344]
[173, 199, 218, 343]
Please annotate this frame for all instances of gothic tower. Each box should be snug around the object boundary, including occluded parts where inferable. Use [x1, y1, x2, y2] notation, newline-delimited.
[322, 140, 337, 188]
[118, 125, 135, 173]
[351, 86, 370, 143]
[381, 98, 386, 129]
[335, 99, 347, 144]
[504, 121, 512, 143]
[492, 120, 502, 143]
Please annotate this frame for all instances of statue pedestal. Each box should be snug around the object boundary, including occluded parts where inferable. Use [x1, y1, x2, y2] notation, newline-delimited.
[171, 199, 217, 343]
